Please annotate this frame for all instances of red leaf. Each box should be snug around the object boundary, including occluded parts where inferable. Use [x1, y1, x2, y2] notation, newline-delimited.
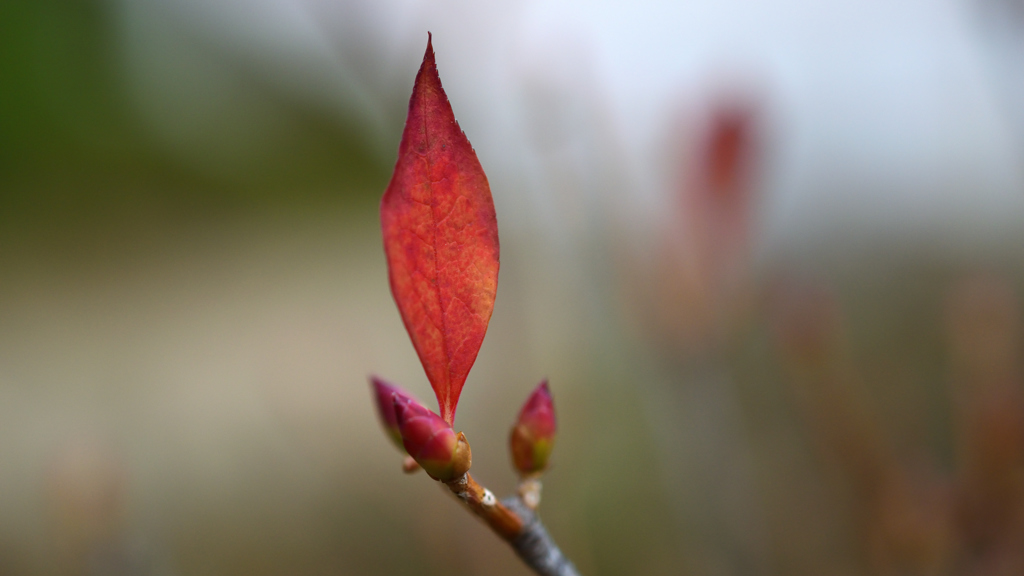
[381, 34, 500, 426]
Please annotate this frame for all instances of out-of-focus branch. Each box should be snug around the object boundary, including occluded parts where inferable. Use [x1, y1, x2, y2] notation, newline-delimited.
[503, 494, 581, 576]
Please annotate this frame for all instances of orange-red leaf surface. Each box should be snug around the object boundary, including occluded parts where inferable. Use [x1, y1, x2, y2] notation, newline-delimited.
[381, 35, 499, 426]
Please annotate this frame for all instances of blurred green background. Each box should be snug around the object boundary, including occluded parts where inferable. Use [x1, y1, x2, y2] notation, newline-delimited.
[1, 0, 391, 236]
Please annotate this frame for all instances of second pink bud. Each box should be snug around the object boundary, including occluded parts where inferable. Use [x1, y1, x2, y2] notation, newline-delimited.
[510, 380, 557, 476]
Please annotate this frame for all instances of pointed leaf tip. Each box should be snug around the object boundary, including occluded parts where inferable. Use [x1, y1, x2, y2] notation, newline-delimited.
[381, 36, 499, 427]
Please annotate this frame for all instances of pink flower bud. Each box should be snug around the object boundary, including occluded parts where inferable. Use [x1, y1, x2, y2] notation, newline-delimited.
[370, 376, 415, 450]
[394, 395, 471, 481]
[510, 380, 557, 476]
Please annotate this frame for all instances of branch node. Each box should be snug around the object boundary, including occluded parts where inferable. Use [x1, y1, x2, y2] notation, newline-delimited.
[518, 478, 543, 510]
[481, 488, 497, 506]
[446, 473, 470, 500]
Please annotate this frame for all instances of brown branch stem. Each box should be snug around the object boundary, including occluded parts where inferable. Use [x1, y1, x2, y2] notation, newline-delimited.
[443, 473, 581, 576]
[444, 473, 523, 539]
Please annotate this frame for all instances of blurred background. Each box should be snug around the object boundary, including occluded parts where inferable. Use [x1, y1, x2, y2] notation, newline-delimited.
[4, 0, 1024, 574]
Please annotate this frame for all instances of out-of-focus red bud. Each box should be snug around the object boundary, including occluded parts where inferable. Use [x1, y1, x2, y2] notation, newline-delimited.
[394, 395, 471, 481]
[704, 105, 755, 205]
[510, 380, 557, 476]
[370, 376, 415, 450]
